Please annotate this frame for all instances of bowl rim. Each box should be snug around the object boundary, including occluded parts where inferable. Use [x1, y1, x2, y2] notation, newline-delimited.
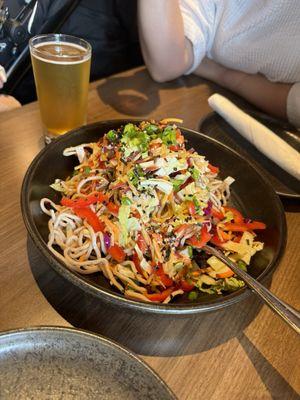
[21, 119, 287, 315]
[0, 325, 177, 399]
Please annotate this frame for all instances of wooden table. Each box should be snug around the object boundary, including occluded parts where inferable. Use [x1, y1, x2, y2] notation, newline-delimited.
[0, 66, 299, 400]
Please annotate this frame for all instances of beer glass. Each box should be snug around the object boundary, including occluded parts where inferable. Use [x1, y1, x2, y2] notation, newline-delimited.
[29, 34, 91, 143]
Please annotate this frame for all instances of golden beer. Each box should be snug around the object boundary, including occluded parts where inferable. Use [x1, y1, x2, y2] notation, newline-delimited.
[30, 34, 91, 142]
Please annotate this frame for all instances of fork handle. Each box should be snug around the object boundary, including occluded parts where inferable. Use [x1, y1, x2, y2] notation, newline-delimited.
[203, 245, 300, 334]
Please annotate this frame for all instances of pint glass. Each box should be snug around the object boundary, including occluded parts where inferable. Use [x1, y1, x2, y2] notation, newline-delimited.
[29, 34, 91, 143]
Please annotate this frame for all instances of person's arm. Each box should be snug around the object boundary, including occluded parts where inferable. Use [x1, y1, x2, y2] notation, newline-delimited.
[195, 58, 292, 119]
[138, 0, 193, 82]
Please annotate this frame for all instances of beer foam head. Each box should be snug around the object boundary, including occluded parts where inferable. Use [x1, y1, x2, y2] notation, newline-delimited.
[32, 41, 91, 65]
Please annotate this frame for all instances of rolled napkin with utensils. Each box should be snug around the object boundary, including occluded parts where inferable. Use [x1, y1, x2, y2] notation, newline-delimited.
[208, 94, 300, 180]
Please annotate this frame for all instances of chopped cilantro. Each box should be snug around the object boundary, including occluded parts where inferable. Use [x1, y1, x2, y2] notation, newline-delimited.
[192, 196, 200, 212]
[135, 164, 145, 177]
[145, 124, 161, 137]
[128, 170, 138, 186]
[222, 277, 245, 291]
[187, 246, 193, 258]
[160, 126, 177, 145]
[121, 123, 150, 156]
[107, 129, 117, 142]
[128, 166, 144, 187]
[123, 123, 137, 138]
[189, 167, 200, 181]
[237, 260, 247, 271]
[121, 196, 132, 205]
[171, 178, 184, 192]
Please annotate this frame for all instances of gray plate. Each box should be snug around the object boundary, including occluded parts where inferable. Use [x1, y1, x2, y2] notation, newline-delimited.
[199, 111, 300, 198]
[0, 327, 176, 400]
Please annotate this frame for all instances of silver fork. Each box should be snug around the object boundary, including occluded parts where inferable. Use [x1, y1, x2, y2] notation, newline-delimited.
[203, 245, 300, 334]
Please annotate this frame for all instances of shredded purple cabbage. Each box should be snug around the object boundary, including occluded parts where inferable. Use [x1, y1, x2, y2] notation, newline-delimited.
[203, 200, 212, 215]
[104, 233, 111, 248]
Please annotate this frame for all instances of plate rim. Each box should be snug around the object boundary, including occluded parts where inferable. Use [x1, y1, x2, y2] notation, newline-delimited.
[0, 325, 177, 399]
[21, 119, 287, 315]
[199, 111, 300, 199]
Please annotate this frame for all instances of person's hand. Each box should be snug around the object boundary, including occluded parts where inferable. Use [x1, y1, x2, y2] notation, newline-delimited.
[0, 95, 21, 112]
[0, 65, 22, 112]
[0, 65, 7, 89]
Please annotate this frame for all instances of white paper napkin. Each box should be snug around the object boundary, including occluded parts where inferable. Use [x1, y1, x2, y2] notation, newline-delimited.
[208, 94, 300, 180]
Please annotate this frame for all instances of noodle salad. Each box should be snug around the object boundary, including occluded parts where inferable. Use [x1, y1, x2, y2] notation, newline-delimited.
[41, 120, 266, 303]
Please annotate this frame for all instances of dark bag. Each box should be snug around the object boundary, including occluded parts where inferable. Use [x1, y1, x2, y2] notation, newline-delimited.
[59, 0, 142, 81]
[1, 0, 80, 94]
[1, 0, 141, 103]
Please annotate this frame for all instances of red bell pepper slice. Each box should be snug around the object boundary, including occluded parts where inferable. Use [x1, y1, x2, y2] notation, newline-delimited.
[61, 192, 108, 208]
[211, 207, 224, 220]
[159, 274, 174, 287]
[146, 288, 174, 302]
[223, 221, 266, 232]
[74, 207, 105, 233]
[187, 225, 212, 248]
[186, 201, 196, 216]
[222, 223, 248, 232]
[152, 263, 173, 287]
[210, 233, 224, 246]
[246, 221, 266, 230]
[223, 206, 244, 224]
[219, 230, 232, 241]
[208, 163, 219, 174]
[180, 280, 195, 292]
[169, 145, 181, 151]
[107, 202, 120, 216]
[137, 232, 148, 253]
[108, 244, 126, 263]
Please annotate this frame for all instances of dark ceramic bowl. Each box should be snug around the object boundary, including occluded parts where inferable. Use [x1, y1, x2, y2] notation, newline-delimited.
[21, 120, 286, 315]
[0, 326, 176, 399]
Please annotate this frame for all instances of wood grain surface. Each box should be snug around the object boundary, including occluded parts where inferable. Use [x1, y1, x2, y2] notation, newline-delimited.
[0, 67, 299, 400]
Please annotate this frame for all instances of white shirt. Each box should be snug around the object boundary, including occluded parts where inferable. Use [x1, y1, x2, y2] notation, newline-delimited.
[180, 0, 300, 126]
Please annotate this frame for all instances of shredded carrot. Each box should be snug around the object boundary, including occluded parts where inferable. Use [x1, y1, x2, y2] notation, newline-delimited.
[100, 216, 120, 242]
